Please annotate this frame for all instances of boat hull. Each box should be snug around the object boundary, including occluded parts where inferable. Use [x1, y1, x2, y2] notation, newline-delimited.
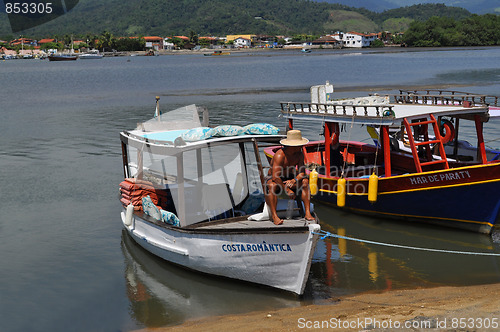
[48, 55, 77, 61]
[316, 163, 500, 234]
[121, 211, 320, 294]
[79, 55, 103, 59]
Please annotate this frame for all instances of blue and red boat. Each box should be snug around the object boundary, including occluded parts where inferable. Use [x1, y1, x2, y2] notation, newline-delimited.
[266, 83, 500, 234]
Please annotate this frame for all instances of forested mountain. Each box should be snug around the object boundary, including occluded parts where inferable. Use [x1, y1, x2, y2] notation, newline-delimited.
[317, 0, 500, 14]
[0, 0, 474, 38]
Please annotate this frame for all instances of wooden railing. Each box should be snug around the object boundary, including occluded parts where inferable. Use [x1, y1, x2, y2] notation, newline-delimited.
[280, 102, 395, 118]
[395, 89, 498, 107]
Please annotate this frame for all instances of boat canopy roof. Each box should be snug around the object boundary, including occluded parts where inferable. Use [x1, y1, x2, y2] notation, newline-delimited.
[280, 101, 490, 126]
[121, 131, 284, 155]
[121, 104, 284, 155]
[293, 82, 495, 125]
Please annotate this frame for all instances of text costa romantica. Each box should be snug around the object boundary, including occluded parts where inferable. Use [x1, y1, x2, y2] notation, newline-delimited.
[222, 242, 292, 252]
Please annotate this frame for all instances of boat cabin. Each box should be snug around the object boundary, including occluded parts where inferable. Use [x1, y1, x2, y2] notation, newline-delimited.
[119, 105, 289, 227]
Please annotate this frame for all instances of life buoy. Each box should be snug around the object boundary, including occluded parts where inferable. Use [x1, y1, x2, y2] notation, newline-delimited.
[440, 119, 455, 144]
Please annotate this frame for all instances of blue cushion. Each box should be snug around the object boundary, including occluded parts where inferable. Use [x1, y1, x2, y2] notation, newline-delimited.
[213, 125, 244, 137]
[161, 209, 180, 226]
[243, 123, 279, 135]
[142, 195, 161, 219]
[181, 127, 215, 142]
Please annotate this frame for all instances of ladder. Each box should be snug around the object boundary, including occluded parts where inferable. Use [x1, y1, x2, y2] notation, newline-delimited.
[403, 114, 449, 173]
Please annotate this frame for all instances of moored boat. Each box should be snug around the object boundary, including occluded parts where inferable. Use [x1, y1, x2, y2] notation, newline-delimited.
[268, 82, 500, 234]
[119, 102, 320, 294]
[78, 50, 103, 59]
[48, 53, 77, 61]
[204, 50, 231, 56]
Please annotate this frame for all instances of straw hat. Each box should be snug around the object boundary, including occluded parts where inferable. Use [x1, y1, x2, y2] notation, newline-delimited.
[280, 130, 309, 146]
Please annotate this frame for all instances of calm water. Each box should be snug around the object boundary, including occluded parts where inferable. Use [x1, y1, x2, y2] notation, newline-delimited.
[1, 47, 500, 331]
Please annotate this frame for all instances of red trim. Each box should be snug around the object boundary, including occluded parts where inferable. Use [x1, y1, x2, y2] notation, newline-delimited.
[382, 126, 391, 177]
[324, 123, 332, 175]
[475, 115, 488, 164]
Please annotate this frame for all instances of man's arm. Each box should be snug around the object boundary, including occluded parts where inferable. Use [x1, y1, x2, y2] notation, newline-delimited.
[295, 150, 307, 184]
[271, 150, 286, 190]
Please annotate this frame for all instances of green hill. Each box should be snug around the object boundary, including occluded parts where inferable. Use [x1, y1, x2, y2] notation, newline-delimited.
[0, 0, 472, 38]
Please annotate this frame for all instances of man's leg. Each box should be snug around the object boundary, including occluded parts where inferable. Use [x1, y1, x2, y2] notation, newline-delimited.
[265, 180, 283, 225]
[300, 178, 315, 221]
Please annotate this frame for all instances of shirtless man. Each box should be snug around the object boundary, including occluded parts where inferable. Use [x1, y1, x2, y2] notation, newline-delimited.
[265, 130, 315, 225]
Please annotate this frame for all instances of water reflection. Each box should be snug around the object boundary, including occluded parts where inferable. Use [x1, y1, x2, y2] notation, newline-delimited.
[121, 230, 301, 328]
[311, 204, 500, 298]
[122, 198, 500, 328]
[121, 190, 500, 327]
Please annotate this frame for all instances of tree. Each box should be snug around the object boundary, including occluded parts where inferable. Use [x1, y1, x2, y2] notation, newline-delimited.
[370, 39, 384, 48]
[189, 30, 198, 44]
[403, 14, 500, 47]
[85, 33, 98, 49]
[113, 37, 146, 51]
[169, 37, 186, 49]
[97, 31, 115, 51]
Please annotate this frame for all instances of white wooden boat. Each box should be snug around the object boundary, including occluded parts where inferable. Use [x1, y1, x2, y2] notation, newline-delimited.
[119, 103, 320, 294]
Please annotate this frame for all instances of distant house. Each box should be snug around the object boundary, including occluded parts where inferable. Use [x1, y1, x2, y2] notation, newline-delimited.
[1, 46, 17, 56]
[311, 35, 341, 47]
[341, 32, 378, 48]
[233, 37, 251, 48]
[174, 36, 190, 42]
[144, 36, 164, 50]
[9, 38, 36, 47]
[377, 31, 392, 43]
[198, 36, 221, 48]
[163, 38, 175, 50]
[226, 34, 255, 43]
[38, 38, 56, 45]
[199, 36, 217, 44]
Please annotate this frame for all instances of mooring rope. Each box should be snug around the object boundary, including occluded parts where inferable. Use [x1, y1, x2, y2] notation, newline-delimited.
[314, 230, 500, 256]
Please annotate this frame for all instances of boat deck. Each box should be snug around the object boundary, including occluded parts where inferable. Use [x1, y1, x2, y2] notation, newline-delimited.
[194, 217, 315, 230]
[135, 210, 317, 234]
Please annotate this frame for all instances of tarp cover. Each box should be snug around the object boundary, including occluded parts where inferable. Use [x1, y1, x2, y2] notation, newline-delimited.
[137, 104, 203, 132]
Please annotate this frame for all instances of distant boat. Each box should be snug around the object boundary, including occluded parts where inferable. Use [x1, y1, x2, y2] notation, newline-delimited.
[79, 50, 103, 59]
[204, 50, 230, 56]
[301, 48, 311, 53]
[145, 50, 158, 56]
[48, 54, 77, 61]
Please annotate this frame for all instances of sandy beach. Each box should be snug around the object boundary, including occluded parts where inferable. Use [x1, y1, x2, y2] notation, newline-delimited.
[140, 283, 500, 331]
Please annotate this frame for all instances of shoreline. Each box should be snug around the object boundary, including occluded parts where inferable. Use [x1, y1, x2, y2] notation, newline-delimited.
[110, 45, 500, 57]
[138, 282, 500, 331]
